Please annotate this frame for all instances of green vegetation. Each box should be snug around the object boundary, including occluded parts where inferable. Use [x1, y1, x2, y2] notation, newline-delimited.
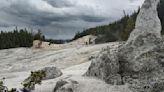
[22, 70, 46, 91]
[74, 0, 164, 44]
[0, 28, 45, 50]
[0, 70, 46, 92]
[1, 1, 164, 49]
[0, 81, 4, 92]
[0, 27, 71, 50]
[73, 10, 139, 43]
[44, 39, 71, 44]
[0, 29, 33, 49]
[158, 0, 164, 35]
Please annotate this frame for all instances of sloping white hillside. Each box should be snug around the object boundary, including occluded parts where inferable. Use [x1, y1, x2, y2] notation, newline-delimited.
[0, 42, 130, 92]
[34, 61, 131, 92]
[33, 35, 97, 50]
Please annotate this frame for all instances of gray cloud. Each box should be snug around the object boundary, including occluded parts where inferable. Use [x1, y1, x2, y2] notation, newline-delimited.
[43, 0, 75, 8]
[0, 0, 144, 39]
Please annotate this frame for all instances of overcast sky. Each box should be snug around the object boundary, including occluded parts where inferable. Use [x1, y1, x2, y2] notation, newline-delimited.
[0, 0, 144, 39]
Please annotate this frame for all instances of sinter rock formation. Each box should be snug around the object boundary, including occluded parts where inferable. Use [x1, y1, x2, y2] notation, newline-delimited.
[42, 67, 63, 80]
[85, 0, 164, 92]
[53, 80, 79, 92]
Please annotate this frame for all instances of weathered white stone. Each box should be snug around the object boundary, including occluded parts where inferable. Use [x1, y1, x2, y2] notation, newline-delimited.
[84, 42, 124, 85]
[84, 45, 121, 84]
[119, 0, 162, 74]
[85, 0, 164, 92]
[42, 67, 62, 80]
[128, 0, 161, 41]
[54, 80, 79, 92]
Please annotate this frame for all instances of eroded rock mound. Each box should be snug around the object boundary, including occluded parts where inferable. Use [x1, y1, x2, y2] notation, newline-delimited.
[42, 67, 62, 80]
[53, 80, 79, 92]
[85, 0, 164, 91]
[84, 44, 122, 85]
[22, 67, 62, 91]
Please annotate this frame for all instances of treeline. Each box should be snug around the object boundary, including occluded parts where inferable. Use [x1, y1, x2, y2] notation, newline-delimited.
[73, 10, 139, 44]
[44, 39, 71, 44]
[0, 28, 47, 49]
[0, 28, 71, 50]
[74, 0, 164, 44]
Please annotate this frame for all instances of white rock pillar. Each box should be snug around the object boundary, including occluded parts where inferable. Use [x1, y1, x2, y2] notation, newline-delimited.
[128, 0, 161, 42]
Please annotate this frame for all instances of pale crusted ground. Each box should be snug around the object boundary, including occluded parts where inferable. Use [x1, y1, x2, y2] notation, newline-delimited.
[0, 42, 131, 92]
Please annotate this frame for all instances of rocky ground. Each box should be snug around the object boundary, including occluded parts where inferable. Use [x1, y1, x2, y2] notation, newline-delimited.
[1, 0, 163, 92]
[0, 42, 126, 92]
[85, 0, 164, 92]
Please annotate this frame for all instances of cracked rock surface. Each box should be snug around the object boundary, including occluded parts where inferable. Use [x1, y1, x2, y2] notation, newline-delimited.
[85, 0, 164, 92]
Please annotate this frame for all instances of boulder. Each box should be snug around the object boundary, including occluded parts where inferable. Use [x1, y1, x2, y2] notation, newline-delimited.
[118, 0, 164, 91]
[119, 0, 162, 73]
[33, 40, 42, 48]
[84, 45, 121, 85]
[22, 67, 62, 91]
[85, 0, 164, 91]
[53, 80, 79, 92]
[42, 67, 62, 80]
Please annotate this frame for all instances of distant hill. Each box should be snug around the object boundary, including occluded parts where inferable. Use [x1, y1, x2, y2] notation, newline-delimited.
[73, 10, 139, 44]
[73, 1, 164, 44]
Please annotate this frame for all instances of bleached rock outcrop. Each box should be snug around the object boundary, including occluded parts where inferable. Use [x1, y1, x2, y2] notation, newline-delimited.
[32, 35, 97, 50]
[33, 40, 43, 48]
[53, 80, 79, 92]
[42, 67, 62, 80]
[119, 0, 162, 76]
[22, 67, 62, 91]
[53, 77, 132, 92]
[128, 0, 161, 41]
[84, 43, 122, 85]
[85, 0, 164, 92]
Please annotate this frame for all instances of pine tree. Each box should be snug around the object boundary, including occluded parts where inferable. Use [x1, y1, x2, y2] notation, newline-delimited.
[0, 28, 34, 49]
[73, 10, 139, 43]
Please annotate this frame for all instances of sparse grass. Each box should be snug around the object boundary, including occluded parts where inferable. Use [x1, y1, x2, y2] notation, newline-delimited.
[22, 70, 46, 91]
